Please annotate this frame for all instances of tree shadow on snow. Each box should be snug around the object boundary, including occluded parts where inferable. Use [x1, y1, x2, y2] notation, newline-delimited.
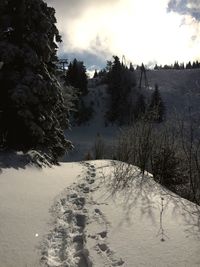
[99, 161, 200, 242]
[0, 150, 34, 173]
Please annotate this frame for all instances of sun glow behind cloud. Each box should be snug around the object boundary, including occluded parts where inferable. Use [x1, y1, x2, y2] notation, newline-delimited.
[47, 0, 200, 67]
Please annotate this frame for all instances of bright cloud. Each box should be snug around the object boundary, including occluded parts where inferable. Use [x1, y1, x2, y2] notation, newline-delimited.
[46, 0, 200, 68]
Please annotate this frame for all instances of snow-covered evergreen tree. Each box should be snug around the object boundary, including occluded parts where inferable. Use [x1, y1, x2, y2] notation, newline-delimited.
[0, 0, 71, 161]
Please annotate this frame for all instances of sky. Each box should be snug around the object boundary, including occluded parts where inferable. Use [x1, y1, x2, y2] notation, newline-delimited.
[46, 0, 200, 70]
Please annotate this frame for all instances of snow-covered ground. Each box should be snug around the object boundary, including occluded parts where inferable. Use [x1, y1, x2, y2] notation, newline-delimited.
[0, 159, 199, 266]
[0, 160, 82, 267]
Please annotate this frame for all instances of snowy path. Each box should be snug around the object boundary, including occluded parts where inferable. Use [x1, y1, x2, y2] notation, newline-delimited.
[43, 162, 124, 267]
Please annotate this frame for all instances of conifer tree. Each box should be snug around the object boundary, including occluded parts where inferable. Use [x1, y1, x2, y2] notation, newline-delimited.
[186, 61, 192, 69]
[106, 56, 136, 124]
[148, 84, 165, 123]
[134, 94, 146, 120]
[65, 59, 93, 124]
[93, 69, 98, 78]
[173, 61, 180, 69]
[106, 56, 122, 122]
[0, 0, 71, 160]
[154, 64, 159, 70]
[129, 62, 134, 72]
[66, 58, 88, 95]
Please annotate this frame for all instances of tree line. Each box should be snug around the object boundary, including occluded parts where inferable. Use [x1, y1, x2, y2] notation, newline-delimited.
[154, 60, 200, 70]
[63, 55, 166, 126]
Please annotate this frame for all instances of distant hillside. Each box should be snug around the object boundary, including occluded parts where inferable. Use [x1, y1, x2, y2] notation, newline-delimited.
[63, 69, 200, 162]
[135, 69, 200, 118]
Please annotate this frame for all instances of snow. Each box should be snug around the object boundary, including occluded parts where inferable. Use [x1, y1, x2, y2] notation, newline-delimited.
[0, 158, 199, 266]
[1, 70, 200, 266]
[0, 161, 82, 267]
[84, 161, 200, 267]
[64, 83, 119, 162]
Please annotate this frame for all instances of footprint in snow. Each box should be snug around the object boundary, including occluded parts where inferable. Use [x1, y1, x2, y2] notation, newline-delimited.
[41, 182, 92, 267]
[87, 170, 96, 177]
[98, 230, 107, 239]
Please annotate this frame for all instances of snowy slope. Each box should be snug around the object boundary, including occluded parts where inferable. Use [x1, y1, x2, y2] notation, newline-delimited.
[63, 69, 200, 162]
[0, 159, 199, 266]
[135, 69, 200, 118]
[64, 83, 118, 162]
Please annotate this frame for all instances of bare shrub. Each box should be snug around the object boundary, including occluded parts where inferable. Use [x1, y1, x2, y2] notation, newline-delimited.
[111, 162, 140, 190]
[93, 134, 106, 160]
[113, 117, 200, 204]
[150, 123, 183, 190]
[84, 151, 93, 160]
[152, 147, 180, 187]
[177, 114, 200, 204]
[114, 121, 154, 174]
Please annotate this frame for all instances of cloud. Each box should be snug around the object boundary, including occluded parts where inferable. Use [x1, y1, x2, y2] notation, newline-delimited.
[167, 0, 200, 20]
[45, 0, 117, 68]
[58, 47, 108, 70]
[167, 0, 200, 48]
[45, 0, 200, 69]
[46, 0, 118, 19]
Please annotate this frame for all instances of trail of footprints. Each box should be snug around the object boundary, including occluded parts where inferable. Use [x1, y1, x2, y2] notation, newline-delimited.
[42, 162, 124, 267]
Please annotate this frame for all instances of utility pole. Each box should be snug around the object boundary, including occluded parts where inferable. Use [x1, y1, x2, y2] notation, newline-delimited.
[58, 59, 68, 71]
